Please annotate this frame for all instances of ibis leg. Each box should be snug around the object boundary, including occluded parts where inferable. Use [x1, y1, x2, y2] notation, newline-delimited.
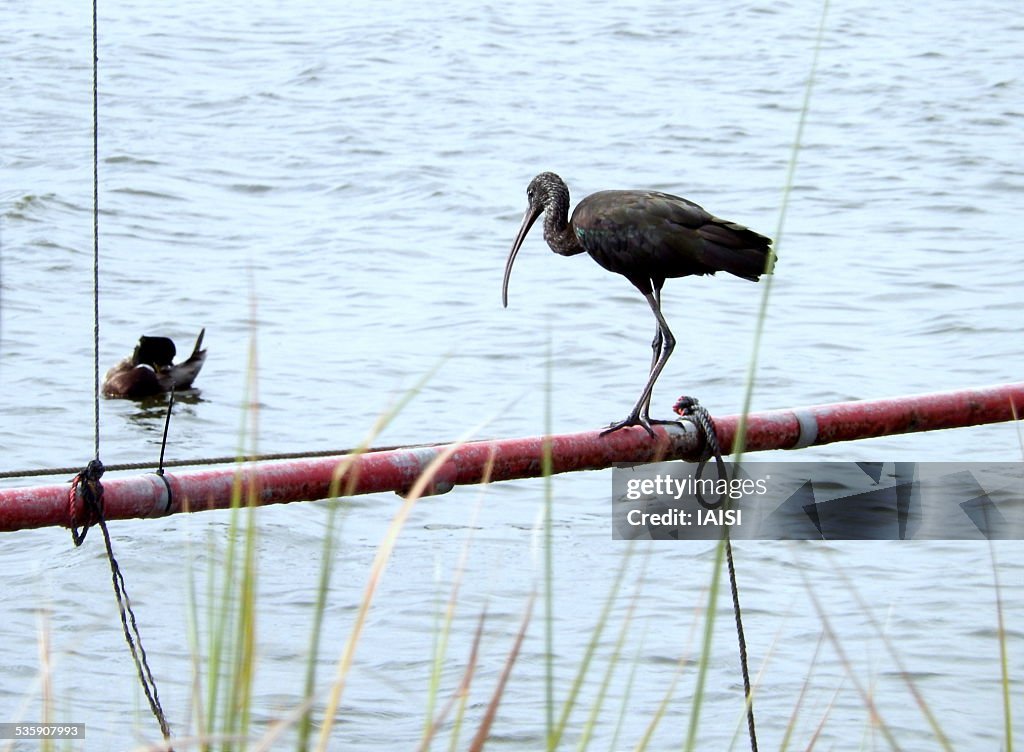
[602, 292, 676, 437]
[640, 289, 663, 421]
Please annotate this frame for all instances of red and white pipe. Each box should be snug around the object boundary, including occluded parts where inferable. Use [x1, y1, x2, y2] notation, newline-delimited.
[1, 382, 1021, 533]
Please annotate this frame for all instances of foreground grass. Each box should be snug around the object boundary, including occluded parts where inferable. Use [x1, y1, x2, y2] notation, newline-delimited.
[11, 512, 1020, 752]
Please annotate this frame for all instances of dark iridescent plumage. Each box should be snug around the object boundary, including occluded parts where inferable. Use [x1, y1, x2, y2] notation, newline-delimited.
[502, 172, 772, 434]
[103, 328, 207, 399]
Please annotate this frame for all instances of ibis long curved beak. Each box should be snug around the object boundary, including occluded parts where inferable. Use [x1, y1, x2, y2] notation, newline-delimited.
[502, 205, 543, 308]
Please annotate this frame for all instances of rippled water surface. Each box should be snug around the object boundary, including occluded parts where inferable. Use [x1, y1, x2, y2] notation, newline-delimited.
[2, 0, 1023, 749]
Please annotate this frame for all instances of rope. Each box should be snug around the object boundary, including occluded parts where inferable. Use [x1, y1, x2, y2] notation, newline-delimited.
[73, 3, 173, 745]
[69, 462, 172, 740]
[91, 0, 100, 459]
[101, 519, 172, 742]
[0, 440, 454, 480]
[675, 396, 758, 752]
[674, 396, 729, 510]
[68, 459, 105, 545]
[156, 391, 175, 474]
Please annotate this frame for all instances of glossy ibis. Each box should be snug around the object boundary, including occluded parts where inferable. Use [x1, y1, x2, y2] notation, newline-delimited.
[103, 328, 207, 399]
[502, 172, 772, 435]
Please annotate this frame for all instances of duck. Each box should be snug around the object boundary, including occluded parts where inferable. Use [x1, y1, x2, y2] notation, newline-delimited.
[102, 328, 207, 399]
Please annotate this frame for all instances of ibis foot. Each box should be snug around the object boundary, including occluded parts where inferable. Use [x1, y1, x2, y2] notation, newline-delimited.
[601, 411, 655, 438]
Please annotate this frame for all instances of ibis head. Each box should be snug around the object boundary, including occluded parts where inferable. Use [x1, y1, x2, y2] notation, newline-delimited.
[502, 172, 576, 308]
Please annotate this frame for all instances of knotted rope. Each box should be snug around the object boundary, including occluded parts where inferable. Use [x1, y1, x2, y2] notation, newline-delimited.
[675, 396, 758, 752]
[66, 1, 174, 745]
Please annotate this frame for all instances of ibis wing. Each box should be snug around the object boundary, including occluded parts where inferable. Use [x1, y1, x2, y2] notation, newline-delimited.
[645, 192, 773, 281]
[571, 189, 772, 282]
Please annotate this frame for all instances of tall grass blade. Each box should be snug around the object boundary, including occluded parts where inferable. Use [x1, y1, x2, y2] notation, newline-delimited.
[575, 549, 650, 752]
[804, 681, 845, 751]
[683, 540, 727, 752]
[607, 630, 644, 752]
[302, 357, 448, 748]
[796, 565, 900, 750]
[467, 593, 536, 752]
[418, 606, 488, 752]
[778, 631, 826, 752]
[633, 584, 708, 751]
[227, 484, 259, 748]
[550, 546, 634, 748]
[826, 563, 952, 750]
[38, 608, 53, 752]
[543, 336, 555, 750]
[315, 424, 479, 749]
[296, 498, 344, 752]
[990, 543, 1013, 752]
[421, 453, 495, 750]
[733, 0, 830, 458]
[200, 287, 261, 751]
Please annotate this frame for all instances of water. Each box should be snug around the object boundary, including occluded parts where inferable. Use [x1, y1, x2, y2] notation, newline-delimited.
[2, 0, 1022, 748]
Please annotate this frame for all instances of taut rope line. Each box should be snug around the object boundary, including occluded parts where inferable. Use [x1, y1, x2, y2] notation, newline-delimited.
[70, 2, 174, 745]
[90, 0, 100, 459]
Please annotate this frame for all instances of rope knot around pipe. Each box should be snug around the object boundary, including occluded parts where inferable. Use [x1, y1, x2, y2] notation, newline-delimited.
[68, 458, 105, 545]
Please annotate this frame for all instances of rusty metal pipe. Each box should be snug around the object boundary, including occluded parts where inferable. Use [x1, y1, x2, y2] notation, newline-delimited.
[1, 382, 1021, 533]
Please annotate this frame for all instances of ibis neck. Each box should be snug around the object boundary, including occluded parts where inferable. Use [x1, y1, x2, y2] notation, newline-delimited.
[543, 202, 584, 257]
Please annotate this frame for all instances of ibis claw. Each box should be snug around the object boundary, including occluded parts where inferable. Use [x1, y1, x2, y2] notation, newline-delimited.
[601, 411, 656, 438]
